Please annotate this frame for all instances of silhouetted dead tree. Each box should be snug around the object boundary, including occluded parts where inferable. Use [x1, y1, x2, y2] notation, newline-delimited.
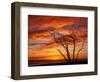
[50, 32, 71, 63]
[50, 31, 84, 64]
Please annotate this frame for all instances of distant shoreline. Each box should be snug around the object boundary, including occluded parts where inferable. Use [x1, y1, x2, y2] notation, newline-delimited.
[28, 60, 88, 67]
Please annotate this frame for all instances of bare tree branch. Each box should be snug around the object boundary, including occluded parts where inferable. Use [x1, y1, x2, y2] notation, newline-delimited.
[72, 37, 76, 63]
[65, 45, 71, 63]
[61, 35, 72, 63]
[59, 35, 71, 63]
[70, 32, 76, 63]
[58, 49, 69, 63]
[75, 41, 85, 62]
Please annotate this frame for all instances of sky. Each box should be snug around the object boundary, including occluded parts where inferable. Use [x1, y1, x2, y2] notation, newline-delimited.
[28, 15, 88, 61]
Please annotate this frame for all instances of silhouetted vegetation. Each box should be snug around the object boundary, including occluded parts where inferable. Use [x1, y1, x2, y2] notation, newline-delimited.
[50, 31, 85, 64]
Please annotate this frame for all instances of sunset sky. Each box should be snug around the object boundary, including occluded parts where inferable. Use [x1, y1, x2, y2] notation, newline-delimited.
[28, 15, 88, 62]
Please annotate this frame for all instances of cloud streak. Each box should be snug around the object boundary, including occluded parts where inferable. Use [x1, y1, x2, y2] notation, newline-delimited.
[28, 15, 88, 61]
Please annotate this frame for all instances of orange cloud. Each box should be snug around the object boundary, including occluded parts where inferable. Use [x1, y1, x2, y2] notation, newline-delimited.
[28, 15, 88, 62]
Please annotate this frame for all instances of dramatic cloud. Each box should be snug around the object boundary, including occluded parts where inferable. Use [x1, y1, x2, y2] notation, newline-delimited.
[28, 15, 88, 62]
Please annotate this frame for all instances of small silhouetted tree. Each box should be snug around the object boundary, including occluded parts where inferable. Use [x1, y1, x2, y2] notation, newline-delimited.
[50, 31, 84, 64]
